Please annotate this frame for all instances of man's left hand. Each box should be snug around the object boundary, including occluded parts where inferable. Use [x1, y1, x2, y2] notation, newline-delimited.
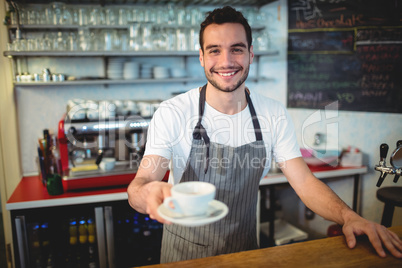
[342, 215, 402, 258]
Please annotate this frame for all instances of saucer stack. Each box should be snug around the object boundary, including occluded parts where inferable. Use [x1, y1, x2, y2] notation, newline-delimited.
[153, 66, 170, 79]
[171, 68, 187, 78]
[140, 64, 153, 79]
[123, 61, 140, 80]
[107, 58, 125, 79]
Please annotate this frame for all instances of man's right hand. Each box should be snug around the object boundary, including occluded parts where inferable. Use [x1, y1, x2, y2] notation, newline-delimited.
[145, 180, 173, 224]
[127, 155, 171, 223]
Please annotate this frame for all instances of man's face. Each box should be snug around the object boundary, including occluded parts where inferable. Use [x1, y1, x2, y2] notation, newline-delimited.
[199, 23, 254, 93]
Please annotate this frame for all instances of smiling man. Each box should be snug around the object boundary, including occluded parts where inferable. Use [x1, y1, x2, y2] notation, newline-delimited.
[201, 23, 251, 94]
[127, 6, 402, 263]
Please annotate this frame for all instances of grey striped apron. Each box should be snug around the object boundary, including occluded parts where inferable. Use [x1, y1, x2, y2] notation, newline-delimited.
[161, 85, 266, 263]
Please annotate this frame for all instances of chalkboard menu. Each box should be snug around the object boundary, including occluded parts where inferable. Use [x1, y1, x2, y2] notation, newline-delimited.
[287, 0, 402, 113]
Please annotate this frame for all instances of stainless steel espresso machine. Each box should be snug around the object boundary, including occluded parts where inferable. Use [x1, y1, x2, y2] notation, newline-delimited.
[58, 99, 159, 190]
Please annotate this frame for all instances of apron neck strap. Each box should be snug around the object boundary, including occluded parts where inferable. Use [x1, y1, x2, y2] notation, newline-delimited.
[193, 85, 263, 141]
[245, 90, 263, 141]
[192, 85, 263, 173]
[193, 84, 207, 140]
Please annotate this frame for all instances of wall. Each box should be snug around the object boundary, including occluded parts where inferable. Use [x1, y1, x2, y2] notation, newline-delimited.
[286, 110, 402, 237]
[2, 0, 401, 247]
[261, 0, 402, 238]
[0, 1, 22, 265]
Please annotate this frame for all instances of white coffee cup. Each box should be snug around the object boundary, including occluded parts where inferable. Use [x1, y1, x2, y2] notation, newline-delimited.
[99, 157, 116, 171]
[164, 181, 216, 217]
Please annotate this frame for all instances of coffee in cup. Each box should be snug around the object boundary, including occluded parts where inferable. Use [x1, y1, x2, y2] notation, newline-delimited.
[163, 181, 216, 217]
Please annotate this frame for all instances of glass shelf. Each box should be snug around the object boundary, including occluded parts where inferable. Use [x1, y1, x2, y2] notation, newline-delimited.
[7, 24, 267, 31]
[13, 76, 275, 87]
[4, 50, 279, 57]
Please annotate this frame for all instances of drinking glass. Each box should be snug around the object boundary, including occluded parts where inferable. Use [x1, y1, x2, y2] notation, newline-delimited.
[78, 7, 89, 26]
[128, 22, 138, 39]
[176, 6, 190, 26]
[141, 23, 153, 50]
[67, 32, 78, 51]
[78, 28, 91, 51]
[41, 33, 52, 51]
[152, 27, 168, 51]
[125, 7, 133, 24]
[71, 6, 79, 25]
[7, 42, 14, 51]
[15, 39, 27, 51]
[89, 7, 102, 25]
[27, 9, 40, 25]
[62, 5, 73, 25]
[18, 7, 27, 25]
[112, 30, 121, 51]
[10, 11, 17, 25]
[105, 7, 116, 25]
[54, 31, 66, 51]
[166, 28, 176, 51]
[190, 8, 202, 26]
[133, 7, 145, 22]
[118, 8, 127, 25]
[104, 30, 112, 51]
[120, 32, 128, 51]
[188, 28, 200, 51]
[166, 4, 176, 25]
[27, 39, 37, 51]
[52, 2, 64, 25]
[176, 29, 188, 51]
[90, 30, 103, 51]
[43, 6, 53, 24]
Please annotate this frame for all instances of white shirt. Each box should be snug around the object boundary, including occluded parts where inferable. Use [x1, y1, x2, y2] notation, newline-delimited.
[145, 87, 301, 184]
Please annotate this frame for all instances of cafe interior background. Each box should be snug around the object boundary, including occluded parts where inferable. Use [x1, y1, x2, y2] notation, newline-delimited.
[0, 0, 401, 266]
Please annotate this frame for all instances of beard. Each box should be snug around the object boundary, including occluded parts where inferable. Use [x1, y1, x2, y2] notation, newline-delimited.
[205, 64, 250, 93]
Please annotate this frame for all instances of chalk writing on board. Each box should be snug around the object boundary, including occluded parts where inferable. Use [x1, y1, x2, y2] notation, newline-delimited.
[289, 0, 402, 29]
[357, 44, 401, 101]
[289, 30, 354, 52]
[356, 28, 402, 45]
[287, 49, 402, 113]
[287, 0, 402, 113]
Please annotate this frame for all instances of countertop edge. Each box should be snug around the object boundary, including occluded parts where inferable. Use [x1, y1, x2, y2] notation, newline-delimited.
[6, 191, 128, 211]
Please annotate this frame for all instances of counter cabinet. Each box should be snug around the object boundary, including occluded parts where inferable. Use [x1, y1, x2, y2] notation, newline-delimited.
[7, 165, 368, 268]
[10, 199, 163, 268]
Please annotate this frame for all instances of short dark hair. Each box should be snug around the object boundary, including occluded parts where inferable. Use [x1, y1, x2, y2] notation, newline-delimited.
[199, 6, 252, 52]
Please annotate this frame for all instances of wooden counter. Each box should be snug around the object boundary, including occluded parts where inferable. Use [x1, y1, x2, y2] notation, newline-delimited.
[142, 226, 402, 268]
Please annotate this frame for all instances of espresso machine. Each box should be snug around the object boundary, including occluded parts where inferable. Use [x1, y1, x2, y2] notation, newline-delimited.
[57, 99, 159, 190]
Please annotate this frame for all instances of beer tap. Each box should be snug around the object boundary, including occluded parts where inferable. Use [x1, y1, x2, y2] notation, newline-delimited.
[391, 140, 402, 183]
[375, 144, 389, 187]
[375, 141, 402, 187]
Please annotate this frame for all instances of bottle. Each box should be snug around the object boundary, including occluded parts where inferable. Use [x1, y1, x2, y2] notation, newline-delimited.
[42, 129, 58, 180]
[78, 217, 88, 267]
[41, 222, 54, 268]
[142, 216, 154, 264]
[29, 223, 42, 268]
[66, 218, 78, 268]
[46, 173, 64, 195]
[51, 136, 61, 175]
[78, 217, 88, 245]
[87, 217, 97, 268]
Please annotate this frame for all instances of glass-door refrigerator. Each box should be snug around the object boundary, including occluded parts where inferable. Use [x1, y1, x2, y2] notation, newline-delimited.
[11, 200, 163, 268]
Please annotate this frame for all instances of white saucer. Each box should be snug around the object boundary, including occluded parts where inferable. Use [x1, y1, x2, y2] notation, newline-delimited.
[157, 200, 228, 227]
